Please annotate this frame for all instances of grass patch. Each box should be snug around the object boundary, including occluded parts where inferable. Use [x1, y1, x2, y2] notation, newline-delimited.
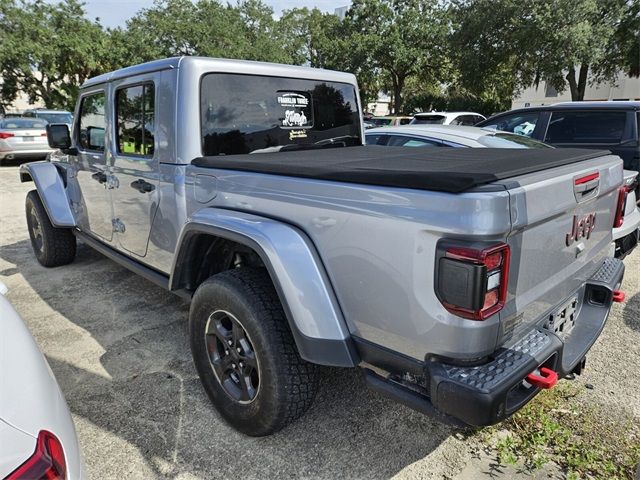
[485, 383, 640, 479]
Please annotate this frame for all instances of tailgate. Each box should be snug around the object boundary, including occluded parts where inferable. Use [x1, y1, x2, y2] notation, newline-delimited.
[497, 154, 623, 341]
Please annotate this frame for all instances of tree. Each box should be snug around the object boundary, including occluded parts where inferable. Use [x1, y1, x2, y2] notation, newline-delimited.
[345, 0, 448, 113]
[0, 0, 108, 109]
[608, 0, 640, 77]
[450, 0, 629, 101]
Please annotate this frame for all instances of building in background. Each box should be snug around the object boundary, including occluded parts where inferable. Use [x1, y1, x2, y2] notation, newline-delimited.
[512, 72, 640, 109]
[334, 6, 349, 20]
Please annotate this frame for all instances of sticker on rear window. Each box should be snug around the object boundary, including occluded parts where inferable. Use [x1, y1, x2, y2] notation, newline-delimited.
[277, 92, 313, 129]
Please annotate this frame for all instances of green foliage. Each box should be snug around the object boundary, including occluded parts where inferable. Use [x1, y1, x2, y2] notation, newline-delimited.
[344, 0, 449, 113]
[0, 0, 108, 109]
[0, 0, 637, 112]
[488, 383, 640, 479]
[450, 0, 631, 101]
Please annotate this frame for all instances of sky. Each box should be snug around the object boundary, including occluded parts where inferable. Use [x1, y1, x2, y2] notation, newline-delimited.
[71, 0, 350, 28]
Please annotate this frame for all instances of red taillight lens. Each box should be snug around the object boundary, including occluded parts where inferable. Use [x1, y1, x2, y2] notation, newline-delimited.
[613, 186, 627, 228]
[41, 133, 48, 137]
[0, 132, 15, 139]
[6, 430, 67, 480]
[438, 243, 510, 321]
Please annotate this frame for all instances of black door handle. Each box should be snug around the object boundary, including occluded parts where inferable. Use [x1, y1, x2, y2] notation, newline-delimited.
[91, 171, 107, 184]
[130, 179, 155, 193]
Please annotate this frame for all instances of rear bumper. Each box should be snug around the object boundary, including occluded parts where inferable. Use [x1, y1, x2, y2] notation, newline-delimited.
[362, 257, 625, 427]
[0, 149, 53, 160]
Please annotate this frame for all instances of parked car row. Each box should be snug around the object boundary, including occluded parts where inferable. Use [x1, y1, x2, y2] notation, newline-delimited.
[364, 111, 486, 129]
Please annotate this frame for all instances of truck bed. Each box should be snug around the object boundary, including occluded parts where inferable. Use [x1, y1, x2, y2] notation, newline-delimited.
[192, 146, 606, 193]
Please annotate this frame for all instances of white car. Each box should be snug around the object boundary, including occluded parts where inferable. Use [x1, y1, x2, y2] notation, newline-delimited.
[0, 282, 84, 479]
[409, 111, 486, 126]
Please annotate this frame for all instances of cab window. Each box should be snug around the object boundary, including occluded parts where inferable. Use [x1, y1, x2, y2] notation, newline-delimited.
[78, 92, 106, 151]
[483, 112, 540, 137]
[116, 83, 155, 156]
[544, 111, 627, 144]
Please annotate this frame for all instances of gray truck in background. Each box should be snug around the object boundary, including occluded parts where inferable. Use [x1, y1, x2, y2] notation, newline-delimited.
[21, 57, 628, 436]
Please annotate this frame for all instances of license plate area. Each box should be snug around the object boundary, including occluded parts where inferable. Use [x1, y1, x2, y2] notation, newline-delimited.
[544, 296, 578, 338]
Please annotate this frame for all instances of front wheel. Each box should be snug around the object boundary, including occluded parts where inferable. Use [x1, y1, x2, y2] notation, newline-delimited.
[25, 190, 76, 267]
[189, 268, 318, 436]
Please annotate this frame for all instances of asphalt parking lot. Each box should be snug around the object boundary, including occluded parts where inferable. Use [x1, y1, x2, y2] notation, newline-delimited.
[1, 164, 639, 479]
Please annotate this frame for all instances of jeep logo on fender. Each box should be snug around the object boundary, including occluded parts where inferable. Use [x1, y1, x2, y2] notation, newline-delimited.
[566, 213, 596, 246]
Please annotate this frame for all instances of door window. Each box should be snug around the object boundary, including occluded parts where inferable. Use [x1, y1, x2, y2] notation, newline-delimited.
[386, 135, 441, 147]
[545, 111, 626, 144]
[116, 83, 155, 156]
[482, 112, 540, 137]
[365, 134, 387, 145]
[78, 92, 106, 151]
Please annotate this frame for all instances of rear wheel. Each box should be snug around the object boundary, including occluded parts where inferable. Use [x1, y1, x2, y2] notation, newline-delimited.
[25, 190, 76, 267]
[189, 268, 318, 436]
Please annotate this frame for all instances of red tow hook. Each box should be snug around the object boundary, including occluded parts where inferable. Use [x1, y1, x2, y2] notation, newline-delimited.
[526, 367, 558, 389]
[612, 290, 626, 303]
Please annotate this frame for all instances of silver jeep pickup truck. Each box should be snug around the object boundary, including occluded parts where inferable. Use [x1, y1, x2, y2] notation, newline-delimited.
[21, 57, 627, 436]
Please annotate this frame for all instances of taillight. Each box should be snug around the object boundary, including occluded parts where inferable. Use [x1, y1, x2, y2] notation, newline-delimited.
[0, 132, 15, 139]
[613, 186, 627, 228]
[6, 430, 67, 480]
[436, 242, 510, 320]
[41, 133, 48, 137]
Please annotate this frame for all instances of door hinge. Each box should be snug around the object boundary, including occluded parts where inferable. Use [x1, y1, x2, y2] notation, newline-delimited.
[112, 218, 126, 234]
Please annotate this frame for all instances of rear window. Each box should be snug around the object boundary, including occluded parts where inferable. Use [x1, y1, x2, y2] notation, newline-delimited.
[545, 111, 627, 144]
[200, 73, 361, 156]
[0, 118, 47, 129]
[369, 118, 393, 126]
[36, 112, 73, 124]
[411, 115, 446, 125]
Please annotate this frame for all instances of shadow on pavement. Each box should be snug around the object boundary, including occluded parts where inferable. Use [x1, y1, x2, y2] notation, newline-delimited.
[622, 290, 640, 332]
[0, 238, 457, 479]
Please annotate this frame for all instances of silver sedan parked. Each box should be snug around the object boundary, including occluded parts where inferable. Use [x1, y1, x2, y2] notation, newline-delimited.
[0, 118, 54, 165]
[365, 124, 552, 148]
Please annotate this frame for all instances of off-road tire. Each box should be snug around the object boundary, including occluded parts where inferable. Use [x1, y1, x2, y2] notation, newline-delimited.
[25, 190, 76, 267]
[189, 268, 318, 436]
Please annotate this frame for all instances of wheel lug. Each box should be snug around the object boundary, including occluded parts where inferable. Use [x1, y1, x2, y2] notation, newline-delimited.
[227, 340, 233, 346]
[231, 363, 237, 369]
[236, 347, 241, 353]
[239, 362, 244, 368]
[225, 349, 229, 355]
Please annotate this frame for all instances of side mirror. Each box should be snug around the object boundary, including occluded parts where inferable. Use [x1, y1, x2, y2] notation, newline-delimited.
[46, 123, 71, 150]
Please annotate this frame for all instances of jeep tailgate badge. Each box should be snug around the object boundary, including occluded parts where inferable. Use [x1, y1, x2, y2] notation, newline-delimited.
[566, 213, 596, 247]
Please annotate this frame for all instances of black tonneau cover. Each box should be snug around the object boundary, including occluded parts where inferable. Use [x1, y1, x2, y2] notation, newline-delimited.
[192, 146, 608, 193]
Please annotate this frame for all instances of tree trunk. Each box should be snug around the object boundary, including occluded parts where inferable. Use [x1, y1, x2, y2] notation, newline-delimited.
[566, 64, 589, 101]
[577, 64, 589, 100]
[392, 74, 405, 114]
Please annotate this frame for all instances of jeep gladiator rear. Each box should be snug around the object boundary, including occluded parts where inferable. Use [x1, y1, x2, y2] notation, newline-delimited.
[22, 57, 626, 435]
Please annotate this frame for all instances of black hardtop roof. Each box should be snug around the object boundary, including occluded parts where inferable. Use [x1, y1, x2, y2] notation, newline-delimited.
[192, 146, 608, 193]
[485, 101, 640, 119]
